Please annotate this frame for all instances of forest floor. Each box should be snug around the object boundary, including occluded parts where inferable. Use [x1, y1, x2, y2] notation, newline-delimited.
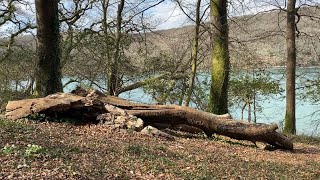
[0, 118, 319, 179]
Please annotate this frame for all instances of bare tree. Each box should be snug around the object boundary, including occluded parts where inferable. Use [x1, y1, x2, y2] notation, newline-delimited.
[284, 0, 297, 134]
[0, 0, 36, 61]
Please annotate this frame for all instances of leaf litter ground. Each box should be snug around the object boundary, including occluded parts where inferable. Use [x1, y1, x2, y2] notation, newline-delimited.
[0, 119, 319, 179]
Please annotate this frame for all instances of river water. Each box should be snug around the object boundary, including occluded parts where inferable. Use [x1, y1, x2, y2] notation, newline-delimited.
[64, 67, 320, 136]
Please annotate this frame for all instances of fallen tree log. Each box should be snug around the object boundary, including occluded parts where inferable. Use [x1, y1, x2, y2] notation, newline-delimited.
[5, 89, 293, 150]
[84, 91, 293, 150]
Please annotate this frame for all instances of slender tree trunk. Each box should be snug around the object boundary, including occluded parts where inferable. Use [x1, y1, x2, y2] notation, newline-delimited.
[208, 0, 230, 114]
[184, 0, 201, 106]
[241, 102, 247, 120]
[284, 0, 296, 134]
[248, 100, 251, 122]
[253, 93, 257, 123]
[35, 0, 62, 97]
[109, 0, 125, 96]
[102, 0, 111, 90]
[179, 79, 187, 106]
[25, 75, 35, 95]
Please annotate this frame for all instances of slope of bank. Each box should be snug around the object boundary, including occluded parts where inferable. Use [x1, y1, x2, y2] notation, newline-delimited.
[0, 118, 319, 179]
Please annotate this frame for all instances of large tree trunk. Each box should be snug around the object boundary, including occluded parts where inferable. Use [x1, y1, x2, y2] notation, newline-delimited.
[5, 89, 293, 151]
[35, 0, 62, 97]
[208, 0, 230, 114]
[284, 0, 297, 134]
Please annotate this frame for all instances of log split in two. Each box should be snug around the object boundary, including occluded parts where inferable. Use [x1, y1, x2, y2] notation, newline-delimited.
[5, 89, 293, 151]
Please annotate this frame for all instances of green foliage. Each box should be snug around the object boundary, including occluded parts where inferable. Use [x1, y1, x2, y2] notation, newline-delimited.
[126, 144, 145, 156]
[229, 70, 283, 120]
[229, 72, 282, 102]
[0, 45, 37, 108]
[0, 118, 36, 135]
[1, 144, 16, 155]
[24, 144, 43, 158]
[301, 78, 320, 103]
[143, 51, 189, 104]
[144, 78, 181, 104]
[189, 74, 210, 110]
[1, 143, 44, 159]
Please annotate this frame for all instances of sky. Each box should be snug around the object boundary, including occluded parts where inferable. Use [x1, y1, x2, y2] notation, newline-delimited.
[150, 0, 283, 30]
[147, 0, 308, 30]
[151, 1, 188, 30]
[1, 0, 320, 36]
[150, 0, 205, 30]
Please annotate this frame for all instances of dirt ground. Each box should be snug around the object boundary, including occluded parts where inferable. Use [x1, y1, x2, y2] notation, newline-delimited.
[0, 119, 319, 179]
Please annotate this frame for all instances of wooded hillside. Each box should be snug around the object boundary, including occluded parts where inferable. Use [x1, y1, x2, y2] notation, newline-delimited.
[4, 6, 320, 70]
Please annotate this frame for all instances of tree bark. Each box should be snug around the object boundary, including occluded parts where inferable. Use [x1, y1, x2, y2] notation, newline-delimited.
[284, 0, 297, 134]
[35, 0, 62, 97]
[208, 0, 230, 114]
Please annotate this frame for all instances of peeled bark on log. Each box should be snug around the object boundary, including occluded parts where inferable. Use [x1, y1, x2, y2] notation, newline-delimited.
[5, 93, 106, 122]
[5, 89, 293, 150]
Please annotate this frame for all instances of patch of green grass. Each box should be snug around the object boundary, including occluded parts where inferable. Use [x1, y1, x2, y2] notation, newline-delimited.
[126, 144, 146, 156]
[42, 145, 84, 161]
[1, 144, 16, 155]
[126, 144, 158, 161]
[125, 143, 183, 174]
[0, 118, 36, 133]
[24, 144, 44, 158]
[1, 143, 46, 167]
[126, 143, 180, 160]
[154, 144, 167, 152]
[0, 119, 39, 147]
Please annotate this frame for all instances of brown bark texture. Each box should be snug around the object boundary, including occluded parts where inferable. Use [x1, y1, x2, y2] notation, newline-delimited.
[284, 0, 297, 134]
[35, 0, 62, 96]
[5, 88, 293, 151]
[208, 0, 230, 114]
